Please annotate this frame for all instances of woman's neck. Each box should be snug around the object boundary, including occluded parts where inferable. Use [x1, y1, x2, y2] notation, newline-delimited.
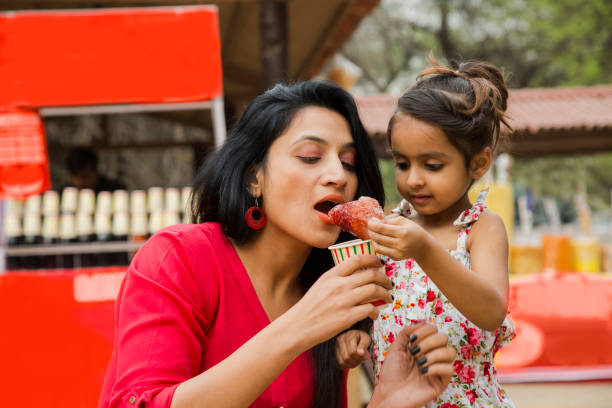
[233, 225, 312, 296]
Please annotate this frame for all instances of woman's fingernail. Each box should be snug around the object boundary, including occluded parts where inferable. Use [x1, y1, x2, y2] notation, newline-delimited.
[379, 258, 386, 265]
[420, 366, 428, 374]
[409, 334, 418, 343]
[417, 357, 427, 366]
[410, 345, 420, 355]
[391, 294, 395, 300]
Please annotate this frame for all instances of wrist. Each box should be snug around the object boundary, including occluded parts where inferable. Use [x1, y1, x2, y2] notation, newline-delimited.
[412, 227, 434, 263]
[271, 307, 314, 356]
[368, 385, 390, 408]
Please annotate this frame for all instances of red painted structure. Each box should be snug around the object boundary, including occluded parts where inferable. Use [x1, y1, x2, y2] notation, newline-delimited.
[0, 6, 223, 406]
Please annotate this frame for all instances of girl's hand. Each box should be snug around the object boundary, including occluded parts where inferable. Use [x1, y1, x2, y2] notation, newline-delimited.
[367, 215, 428, 261]
[335, 330, 371, 370]
[369, 323, 456, 408]
[284, 255, 392, 351]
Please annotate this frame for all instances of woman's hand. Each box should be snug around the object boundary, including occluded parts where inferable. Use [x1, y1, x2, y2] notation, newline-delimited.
[283, 255, 392, 351]
[369, 323, 456, 408]
[336, 330, 371, 370]
[367, 215, 428, 261]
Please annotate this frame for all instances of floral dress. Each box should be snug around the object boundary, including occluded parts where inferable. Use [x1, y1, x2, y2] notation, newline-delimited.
[372, 190, 516, 408]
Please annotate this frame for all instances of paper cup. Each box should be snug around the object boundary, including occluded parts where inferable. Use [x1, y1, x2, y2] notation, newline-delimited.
[329, 238, 386, 306]
[328, 238, 376, 266]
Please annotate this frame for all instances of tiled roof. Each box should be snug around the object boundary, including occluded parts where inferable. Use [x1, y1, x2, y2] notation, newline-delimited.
[354, 85, 612, 136]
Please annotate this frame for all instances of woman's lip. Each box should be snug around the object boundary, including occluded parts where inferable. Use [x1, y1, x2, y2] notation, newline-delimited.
[315, 210, 336, 225]
[315, 194, 345, 206]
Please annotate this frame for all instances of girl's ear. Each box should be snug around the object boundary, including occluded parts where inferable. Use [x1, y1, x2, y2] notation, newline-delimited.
[247, 165, 264, 198]
[469, 147, 492, 180]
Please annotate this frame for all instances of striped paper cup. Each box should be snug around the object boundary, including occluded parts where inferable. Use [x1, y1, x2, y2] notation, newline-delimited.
[328, 238, 376, 265]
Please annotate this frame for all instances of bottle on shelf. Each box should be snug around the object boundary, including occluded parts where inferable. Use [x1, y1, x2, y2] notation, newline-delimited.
[5, 213, 23, 270]
[163, 210, 180, 229]
[96, 191, 113, 214]
[130, 212, 149, 259]
[165, 188, 180, 213]
[24, 194, 42, 216]
[76, 212, 96, 267]
[59, 213, 77, 269]
[94, 211, 113, 267]
[113, 190, 130, 214]
[78, 189, 96, 214]
[148, 211, 164, 238]
[147, 187, 164, 214]
[41, 214, 60, 269]
[42, 190, 60, 216]
[130, 190, 147, 215]
[61, 187, 78, 214]
[111, 212, 130, 266]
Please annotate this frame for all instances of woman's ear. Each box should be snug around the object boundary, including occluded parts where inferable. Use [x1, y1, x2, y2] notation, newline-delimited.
[247, 165, 264, 198]
[469, 147, 492, 180]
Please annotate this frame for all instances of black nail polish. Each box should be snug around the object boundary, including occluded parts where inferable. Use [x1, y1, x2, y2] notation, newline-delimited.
[391, 294, 395, 301]
[420, 366, 428, 374]
[379, 258, 386, 265]
[409, 334, 418, 343]
[417, 357, 427, 366]
[410, 346, 420, 355]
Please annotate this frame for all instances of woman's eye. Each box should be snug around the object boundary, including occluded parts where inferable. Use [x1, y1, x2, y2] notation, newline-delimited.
[298, 156, 320, 164]
[395, 162, 409, 171]
[342, 161, 356, 172]
[425, 163, 443, 171]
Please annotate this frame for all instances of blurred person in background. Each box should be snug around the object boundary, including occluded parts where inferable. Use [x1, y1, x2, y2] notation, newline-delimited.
[64, 147, 126, 192]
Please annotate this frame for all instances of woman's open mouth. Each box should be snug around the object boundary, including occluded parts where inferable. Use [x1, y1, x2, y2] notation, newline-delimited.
[314, 195, 344, 225]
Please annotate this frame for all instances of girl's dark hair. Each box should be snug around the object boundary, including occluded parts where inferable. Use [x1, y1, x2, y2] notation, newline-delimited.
[191, 80, 384, 408]
[388, 54, 512, 165]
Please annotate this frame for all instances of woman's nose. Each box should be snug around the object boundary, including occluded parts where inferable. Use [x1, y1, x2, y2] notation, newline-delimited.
[321, 157, 347, 187]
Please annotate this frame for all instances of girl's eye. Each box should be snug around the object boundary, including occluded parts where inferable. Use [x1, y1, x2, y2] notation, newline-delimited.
[395, 161, 409, 171]
[425, 163, 443, 171]
[298, 156, 320, 164]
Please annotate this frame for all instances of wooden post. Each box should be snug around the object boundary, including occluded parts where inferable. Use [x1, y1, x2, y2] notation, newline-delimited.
[260, 0, 288, 89]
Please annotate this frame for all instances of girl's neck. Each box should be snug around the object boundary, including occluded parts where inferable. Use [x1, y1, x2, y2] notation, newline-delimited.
[233, 225, 311, 295]
[417, 193, 472, 229]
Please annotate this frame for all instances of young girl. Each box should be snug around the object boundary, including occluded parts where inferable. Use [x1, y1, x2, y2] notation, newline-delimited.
[336, 58, 516, 407]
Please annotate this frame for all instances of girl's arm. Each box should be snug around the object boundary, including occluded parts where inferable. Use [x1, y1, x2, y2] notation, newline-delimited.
[368, 212, 509, 331]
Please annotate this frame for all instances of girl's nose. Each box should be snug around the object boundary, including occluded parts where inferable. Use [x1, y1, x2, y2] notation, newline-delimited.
[407, 169, 424, 188]
[321, 157, 347, 187]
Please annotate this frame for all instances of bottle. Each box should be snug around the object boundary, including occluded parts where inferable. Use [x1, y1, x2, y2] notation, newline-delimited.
[94, 211, 113, 266]
[23, 212, 43, 269]
[130, 212, 149, 259]
[24, 194, 42, 215]
[163, 210, 180, 228]
[111, 212, 130, 265]
[76, 212, 95, 267]
[78, 189, 96, 214]
[5, 213, 23, 270]
[59, 213, 77, 269]
[130, 190, 147, 215]
[165, 188, 181, 213]
[181, 186, 193, 224]
[147, 187, 164, 214]
[148, 211, 164, 238]
[41, 214, 60, 269]
[113, 190, 130, 214]
[61, 187, 78, 214]
[42, 190, 60, 216]
[96, 191, 112, 214]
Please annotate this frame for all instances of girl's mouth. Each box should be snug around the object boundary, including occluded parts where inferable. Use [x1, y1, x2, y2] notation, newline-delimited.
[411, 195, 432, 204]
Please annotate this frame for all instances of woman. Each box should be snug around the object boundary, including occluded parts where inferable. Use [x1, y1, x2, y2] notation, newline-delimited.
[99, 81, 455, 408]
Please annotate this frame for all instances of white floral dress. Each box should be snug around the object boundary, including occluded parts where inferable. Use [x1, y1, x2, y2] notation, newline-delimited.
[372, 190, 516, 408]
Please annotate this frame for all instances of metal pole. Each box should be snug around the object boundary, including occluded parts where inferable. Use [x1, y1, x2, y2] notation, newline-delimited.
[261, 0, 288, 89]
[212, 96, 227, 149]
[0, 200, 6, 273]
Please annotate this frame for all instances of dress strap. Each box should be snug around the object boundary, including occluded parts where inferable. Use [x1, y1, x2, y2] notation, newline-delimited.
[391, 198, 414, 217]
[453, 188, 488, 227]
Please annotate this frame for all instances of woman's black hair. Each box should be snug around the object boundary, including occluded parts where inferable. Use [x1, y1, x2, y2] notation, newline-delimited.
[191, 80, 384, 408]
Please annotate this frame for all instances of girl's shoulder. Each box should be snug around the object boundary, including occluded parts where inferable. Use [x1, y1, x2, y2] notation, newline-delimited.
[466, 209, 508, 249]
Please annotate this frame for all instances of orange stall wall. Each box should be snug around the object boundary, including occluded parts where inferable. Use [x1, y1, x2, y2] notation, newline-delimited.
[0, 267, 126, 407]
[0, 6, 222, 110]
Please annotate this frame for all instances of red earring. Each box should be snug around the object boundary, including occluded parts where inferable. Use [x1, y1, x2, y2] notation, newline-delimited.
[245, 198, 266, 230]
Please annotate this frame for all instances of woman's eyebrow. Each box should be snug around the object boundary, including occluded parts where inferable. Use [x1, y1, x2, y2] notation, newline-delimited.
[292, 136, 355, 149]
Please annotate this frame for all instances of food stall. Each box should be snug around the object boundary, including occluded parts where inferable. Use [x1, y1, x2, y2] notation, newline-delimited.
[0, 6, 224, 406]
